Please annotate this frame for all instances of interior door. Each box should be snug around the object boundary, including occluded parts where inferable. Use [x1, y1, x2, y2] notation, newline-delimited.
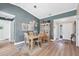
[62, 23, 73, 40]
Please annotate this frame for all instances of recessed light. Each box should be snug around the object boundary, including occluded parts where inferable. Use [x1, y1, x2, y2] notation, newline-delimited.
[34, 5, 37, 8]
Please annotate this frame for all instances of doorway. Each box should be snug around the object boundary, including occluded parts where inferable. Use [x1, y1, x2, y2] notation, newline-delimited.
[54, 16, 76, 42]
[0, 19, 12, 48]
[0, 19, 11, 41]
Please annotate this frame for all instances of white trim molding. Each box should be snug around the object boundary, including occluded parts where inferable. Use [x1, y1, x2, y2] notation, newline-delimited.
[0, 11, 15, 19]
[14, 41, 25, 45]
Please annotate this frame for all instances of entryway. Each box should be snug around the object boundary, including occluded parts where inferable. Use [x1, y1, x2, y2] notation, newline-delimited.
[0, 11, 15, 51]
[53, 16, 76, 44]
[0, 20, 11, 41]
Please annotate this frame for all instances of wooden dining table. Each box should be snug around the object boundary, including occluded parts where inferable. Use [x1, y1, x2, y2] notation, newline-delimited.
[28, 32, 49, 50]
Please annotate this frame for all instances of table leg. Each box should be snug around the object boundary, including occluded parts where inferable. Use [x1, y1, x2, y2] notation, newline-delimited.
[31, 39, 33, 50]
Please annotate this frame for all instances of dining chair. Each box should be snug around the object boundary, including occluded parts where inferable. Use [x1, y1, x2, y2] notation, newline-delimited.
[24, 33, 30, 48]
[38, 35, 43, 47]
[28, 32, 34, 36]
[39, 32, 49, 43]
[43, 33, 49, 42]
[29, 32, 41, 47]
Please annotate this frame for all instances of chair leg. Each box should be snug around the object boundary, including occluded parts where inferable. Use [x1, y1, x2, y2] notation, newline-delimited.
[28, 44, 31, 49]
[40, 40, 42, 47]
[39, 42, 41, 47]
[37, 42, 41, 47]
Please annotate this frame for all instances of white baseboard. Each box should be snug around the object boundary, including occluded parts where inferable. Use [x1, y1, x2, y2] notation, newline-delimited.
[14, 41, 25, 45]
[0, 39, 8, 41]
[50, 39, 55, 41]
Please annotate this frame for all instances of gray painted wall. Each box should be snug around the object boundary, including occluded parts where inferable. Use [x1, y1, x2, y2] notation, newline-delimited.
[0, 3, 39, 42]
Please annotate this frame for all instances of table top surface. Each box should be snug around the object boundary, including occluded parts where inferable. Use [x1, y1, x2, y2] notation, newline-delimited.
[28, 35, 38, 40]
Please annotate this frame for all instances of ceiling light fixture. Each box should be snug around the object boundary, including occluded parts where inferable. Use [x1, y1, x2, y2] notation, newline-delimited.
[34, 5, 37, 8]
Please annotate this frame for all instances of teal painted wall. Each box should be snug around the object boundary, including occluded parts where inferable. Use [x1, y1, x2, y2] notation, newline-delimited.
[41, 10, 77, 20]
[0, 3, 40, 42]
[37, 19, 40, 33]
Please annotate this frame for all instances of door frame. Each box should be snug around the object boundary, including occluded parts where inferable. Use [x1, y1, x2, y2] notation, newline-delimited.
[76, 16, 79, 47]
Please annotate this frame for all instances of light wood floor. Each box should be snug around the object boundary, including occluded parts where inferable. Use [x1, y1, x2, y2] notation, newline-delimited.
[32, 40, 79, 56]
[0, 40, 17, 56]
[0, 40, 79, 56]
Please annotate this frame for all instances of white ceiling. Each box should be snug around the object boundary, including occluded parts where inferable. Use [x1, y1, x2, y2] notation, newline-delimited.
[12, 3, 78, 19]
